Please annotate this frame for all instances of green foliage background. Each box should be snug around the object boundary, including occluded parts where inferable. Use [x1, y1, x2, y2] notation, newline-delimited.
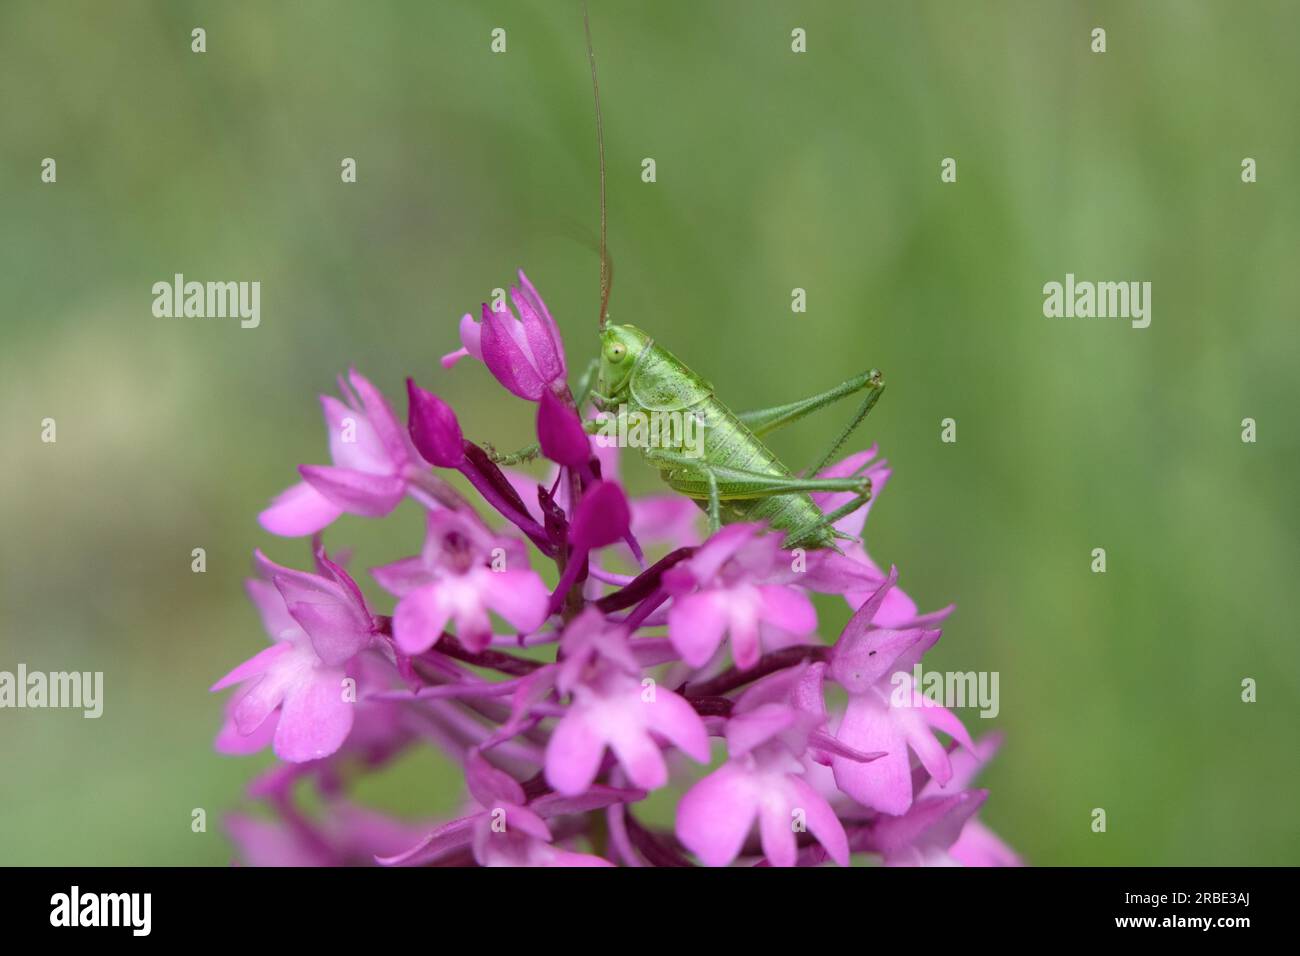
[2, 0, 1297, 865]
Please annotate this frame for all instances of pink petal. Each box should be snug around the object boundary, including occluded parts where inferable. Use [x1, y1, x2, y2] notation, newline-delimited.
[631, 495, 702, 548]
[832, 627, 936, 694]
[607, 720, 668, 791]
[727, 597, 763, 670]
[273, 666, 354, 762]
[480, 568, 551, 634]
[299, 465, 405, 516]
[514, 270, 565, 379]
[676, 763, 759, 867]
[667, 591, 729, 667]
[458, 313, 483, 360]
[231, 661, 301, 736]
[759, 585, 816, 635]
[256, 549, 350, 605]
[441, 345, 471, 369]
[287, 600, 372, 666]
[451, 600, 494, 652]
[789, 775, 850, 866]
[644, 689, 711, 764]
[950, 819, 1022, 867]
[370, 555, 433, 597]
[347, 369, 408, 469]
[481, 306, 545, 400]
[936, 732, 1003, 794]
[725, 703, 798, 757]
[392, 585, 453, 655]
[244, 578, 299, 643]
[921, 700, 977, 754]
[321, 395, 391, 474]
[908, 701, 975, 787]
[805, 556, 882, 598]
[758, 796, 799, 868]
[832, 693, 912, 815]
[210, 641, 293, 692]
[214, 689, 278, 755]
[875, 790, 988, 865]
[545, 711, 607, 796]
[258, 480, 343, 537]
[873, 585, 921, 627]
[680, 524, 760, 586]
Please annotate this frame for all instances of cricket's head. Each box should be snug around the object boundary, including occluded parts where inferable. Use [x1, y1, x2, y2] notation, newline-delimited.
[596, 324, 650, 402]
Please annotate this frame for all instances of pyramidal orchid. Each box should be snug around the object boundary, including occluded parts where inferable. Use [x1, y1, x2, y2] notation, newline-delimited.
[213, 270, 1016, 867]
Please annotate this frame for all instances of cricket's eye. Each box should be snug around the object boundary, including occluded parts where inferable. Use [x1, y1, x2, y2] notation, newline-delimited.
[605, 342, 626, 363]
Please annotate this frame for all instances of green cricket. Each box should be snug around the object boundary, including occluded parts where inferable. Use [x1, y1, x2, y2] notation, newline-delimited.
[504, 6, 887, 552]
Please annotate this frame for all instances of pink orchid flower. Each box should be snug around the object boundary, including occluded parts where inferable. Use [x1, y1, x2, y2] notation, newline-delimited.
[372, 508, 550, 654]
[545, 610, 710, 795]
[259, 369, 423, 536]
[212, 549, 380, 763]
[829, 571, 975, 815]
[664, 524, 816, 669]
[676, 703, 850, 867]
[921, 733, 1022, 866]
[869, 790, 990, 867]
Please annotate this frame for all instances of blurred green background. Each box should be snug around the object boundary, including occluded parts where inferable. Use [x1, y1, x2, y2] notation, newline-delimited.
[2, 0, 1297, 866]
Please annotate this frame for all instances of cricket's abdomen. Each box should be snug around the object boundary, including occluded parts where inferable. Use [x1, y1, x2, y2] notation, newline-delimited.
[640, 394, 836, 549]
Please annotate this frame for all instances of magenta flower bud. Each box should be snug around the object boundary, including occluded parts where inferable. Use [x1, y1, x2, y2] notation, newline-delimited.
[546, 481, 632, 615]
[569, 480, 630, 551]
[444, 270, 567, 401]
[406, 378, 464, 467]
[536, 390, 590, 468]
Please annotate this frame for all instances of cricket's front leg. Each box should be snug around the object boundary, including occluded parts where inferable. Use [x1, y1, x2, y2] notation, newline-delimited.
[572, 357, 603, 410]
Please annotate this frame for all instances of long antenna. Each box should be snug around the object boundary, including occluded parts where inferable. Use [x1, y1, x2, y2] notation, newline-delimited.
[583, 1, 610, 330]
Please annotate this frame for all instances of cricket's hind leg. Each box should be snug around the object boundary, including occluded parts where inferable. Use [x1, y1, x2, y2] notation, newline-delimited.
[643, 449, 872, 539]
[779, 490, 872, 551]
[737, 368, 885, 478]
